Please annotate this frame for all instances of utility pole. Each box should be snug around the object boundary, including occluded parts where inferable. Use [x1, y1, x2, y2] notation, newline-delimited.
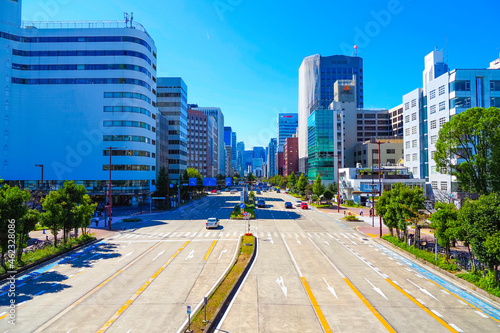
[106, 146, 125, 230]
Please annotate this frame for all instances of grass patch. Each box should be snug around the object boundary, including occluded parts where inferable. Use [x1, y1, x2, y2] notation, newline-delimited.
[343, 215, 360, 221]
[190, 235, 255, 332]
[122, 218, 141, 222]
[0, 234, 95, 275]
[311, 203, 330, 208]
[382, 235, 459, 272]
[230, 203, 255, 219]
[457, 270, 500, 298]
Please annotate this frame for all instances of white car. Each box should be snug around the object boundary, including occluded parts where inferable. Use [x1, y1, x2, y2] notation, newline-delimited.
[230, 189, 237, 194]
[206, 217, 219, 229]
[295, 200, 302, 207]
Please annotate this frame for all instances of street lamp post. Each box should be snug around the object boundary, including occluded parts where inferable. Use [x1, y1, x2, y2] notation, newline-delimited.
[333, 153, 341, 213]
[371, 139, 385, 237]
[106, 146, 125, 230]
[35, 164, 44, 191]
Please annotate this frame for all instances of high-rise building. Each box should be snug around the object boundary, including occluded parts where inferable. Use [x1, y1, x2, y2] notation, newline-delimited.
[283, 137, 298, 177]
[231, 131, 237, 171]
[277, 113, 298, 152]
[192, 107, 225, 176]
[236, 141, 245, 175]
[267, 138, 277, 178]
[157, 77, 188, 181]
[389, 104, 404, 137]
[298, 54, 363, 174]
[253, 147, 266, 161]
[1, 0, 157, 202]
[355, 109, 393, 143]
[224, 126, 232, 146]
[403, 49, 500, 203]
[224, 127, 235, 176]
[225, 145, 232, 176]
[187, 109, 216, 177]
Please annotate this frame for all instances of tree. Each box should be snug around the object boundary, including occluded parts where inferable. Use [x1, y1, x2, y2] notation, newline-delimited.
[429, 202, 458, 259]
[296, 174, 308, 194]
[186, 167, 203, 193]
[323, 190, 334, 202]
[16, 209, 39, 263]
[247, 173, 255, 187]
[0, 184, 30, 269]
[327, 182, 338, 194]
[313, 174, 326, 197]
[288, 172, 297, 191]
[154, 166, 170, 198]
[458, 194, 500, 271]
[434, 107, 500, 195]
[40, 191, 65, 247]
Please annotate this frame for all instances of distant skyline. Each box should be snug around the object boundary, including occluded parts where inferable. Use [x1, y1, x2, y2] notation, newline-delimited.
[22, 0, 500, 149]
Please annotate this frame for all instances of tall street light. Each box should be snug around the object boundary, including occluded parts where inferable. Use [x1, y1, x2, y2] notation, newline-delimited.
[333, 153, 341, 213]
[35, 164, 44, 191]
[371, 138, 385, 237]
[106, 146, 125, 230]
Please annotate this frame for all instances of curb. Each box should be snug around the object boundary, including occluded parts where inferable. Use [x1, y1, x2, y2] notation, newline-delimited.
[371, 236, 500, 305]
[0, 237, 98, 282]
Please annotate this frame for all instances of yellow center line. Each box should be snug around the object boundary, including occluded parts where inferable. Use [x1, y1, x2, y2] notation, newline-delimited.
[97, 241, 190, 333]
[428, 280, 500, 324]
[385, 279, 458, 332]
[343, 278, 396, 332]
[300, 277, 332, 333]
[32, 241, 163, 333]
[204, 240, 217, 260]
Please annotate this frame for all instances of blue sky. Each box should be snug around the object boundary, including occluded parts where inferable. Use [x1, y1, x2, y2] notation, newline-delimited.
[23, 0, 500, 149]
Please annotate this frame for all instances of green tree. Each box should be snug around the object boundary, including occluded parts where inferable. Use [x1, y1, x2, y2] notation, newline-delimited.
[154, 166, 170, 198]
[313, 174, 326, 197]
[434, 107, 500, 195]
[0, 184, 30, 269]
[430, 202, 458, 259]
[323, 190, 334, 202]
[16, 209, 39, 263]
[326, 182, 338, 194]
[247, 172, 255, 187]
[296, 174, 308, 194]
[186, 167, 204, 193]
[288, 172, 297, 191]
[458, 194, 500, 271]
[40, 191, 65, 247]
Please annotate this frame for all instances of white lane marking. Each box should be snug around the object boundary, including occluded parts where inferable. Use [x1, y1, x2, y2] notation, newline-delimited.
[323, 277, 338, 300]
[67, 330, 72, 333]
[440, 289, 450, 295]
[276, 276, 288, 297]
[218, 249, 227, 261]
[0, 312, 6, 317]
[134, 234, 141, 238]
[172, 232, 178, 237]
[185, 250, 195, 261]
[307, 232, 313, 238]
[431, 310, 443, 318]
[328, 233, 334, 239]
[267, 232, 274, 245]
[191, 232, 197, 237]
[51, 283, 59, 287]
[205, 232, 210, 237]
[407, 279, 439, 301]
[388, 257, 394, 260]
[17, 301, 26, 307]
[416, 298, 426, 305]
[475, 310, 488, 318]
[184, 232, 191, 237]
[457, 300, 467, 305]
[449, 324, 463, 332]
[152, 250, 165, 262]
[126, 329, 132, 333]
[294, 233, 299, 238]
[296, 237, 302, 245]
[365, 278, 388, 300]
[117, 251, 134, 262]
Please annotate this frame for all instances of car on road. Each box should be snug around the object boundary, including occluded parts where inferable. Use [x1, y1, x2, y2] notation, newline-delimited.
[225, 188, 230, 192]
[257, 199, 265, 208]
[285, 202, 293, 209]
[276, 189, 280, 193]
[295, 200, 302, 207]
[217, 190, 221, 194]
[210, 189, 217, 193]
[230, 189, 237, 194]
[206, 217, 219, 229]
[256, 190, 261, 194]
[301, 202, 308, 210]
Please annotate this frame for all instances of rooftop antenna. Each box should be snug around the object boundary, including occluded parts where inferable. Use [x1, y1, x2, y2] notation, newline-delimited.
[124, 12, 129, 27]
[130, 12, 134, 27]
[354, 45, 358, 57]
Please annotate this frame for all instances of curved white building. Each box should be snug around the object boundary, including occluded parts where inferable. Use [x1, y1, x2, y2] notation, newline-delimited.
[1, 0, 157, 203]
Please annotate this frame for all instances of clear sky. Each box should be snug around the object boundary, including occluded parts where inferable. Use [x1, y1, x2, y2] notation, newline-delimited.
[22, 0, 500, 149]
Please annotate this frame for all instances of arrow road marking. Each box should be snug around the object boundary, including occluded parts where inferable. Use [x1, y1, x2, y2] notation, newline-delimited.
[276, 276, 287, 297]
[218, 249, 227, 261]
[324, 240, 330, 246]
[296, 237, 302, 245]
[117, 251, 134, 262]
[152, 250, 165, 262]
[365, 278, 388, 300]
[407, 279, 439, 301]
[323, 277, 338, 300]
[185, 250, 195, 261]
[267, 232, 274, 245]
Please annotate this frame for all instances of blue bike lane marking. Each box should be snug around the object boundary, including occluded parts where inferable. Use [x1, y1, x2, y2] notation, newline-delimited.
[374, 243, 500, 322]
[0, 240, 107, 294]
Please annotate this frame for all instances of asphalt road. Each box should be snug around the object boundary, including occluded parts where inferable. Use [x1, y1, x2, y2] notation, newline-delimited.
[217, 191, 500, 333]
[1, 191, 500, 332]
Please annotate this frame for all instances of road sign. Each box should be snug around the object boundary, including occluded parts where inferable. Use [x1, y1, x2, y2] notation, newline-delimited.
[243, 211, 248, 216]
[170, 184, 173, 188]
[240, 203, 245, 209]
[187, 305, 191, 315]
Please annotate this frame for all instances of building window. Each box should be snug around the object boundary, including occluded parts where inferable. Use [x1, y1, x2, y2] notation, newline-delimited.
[451, 80, 470, 92]
[450, 97, 471, 109]
[386, 149, 395, 154]
[412, 139, 417, 148]
[411, 112, 417, 121]
[411, 99, 417, 108]
[405, 128, 410, 136]
[413, 167, 418, 175]
[429, 89, 436, 99]
[405, 115, 410, 123]
[431, 135, 437, 144]
[406, 154, 410, 161]
[491, 80, 500, 91]
[439, 101, 446, 111]
[431, 150, 435, 159]
[405, 102, 410, 110]
[491, 97, 500, 107]
[439, 117, 446, 128]
[430, 120, 437, 129]
[412, 126, 417, 134]
[373, 159, 379, 164]
[438, 85, 445, 95]
[441, 182, 448, 191]
[412, 153, 418, 161]
[432, 181, 438, 190]
[406, 141, 410, 149]
[430, 105, 436, 114]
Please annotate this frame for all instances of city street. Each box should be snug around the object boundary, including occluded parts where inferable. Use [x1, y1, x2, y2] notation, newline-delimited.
[1, 192, 500, 332]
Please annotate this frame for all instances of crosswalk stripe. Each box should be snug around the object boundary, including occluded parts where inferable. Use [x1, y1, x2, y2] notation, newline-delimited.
[205, 232, 210, 237]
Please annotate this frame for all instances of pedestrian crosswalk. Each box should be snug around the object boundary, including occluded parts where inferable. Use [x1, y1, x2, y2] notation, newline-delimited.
[109, 230, 369, 243]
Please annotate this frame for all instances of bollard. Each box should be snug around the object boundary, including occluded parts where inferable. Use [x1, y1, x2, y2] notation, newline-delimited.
[203, 296, 208, 323]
